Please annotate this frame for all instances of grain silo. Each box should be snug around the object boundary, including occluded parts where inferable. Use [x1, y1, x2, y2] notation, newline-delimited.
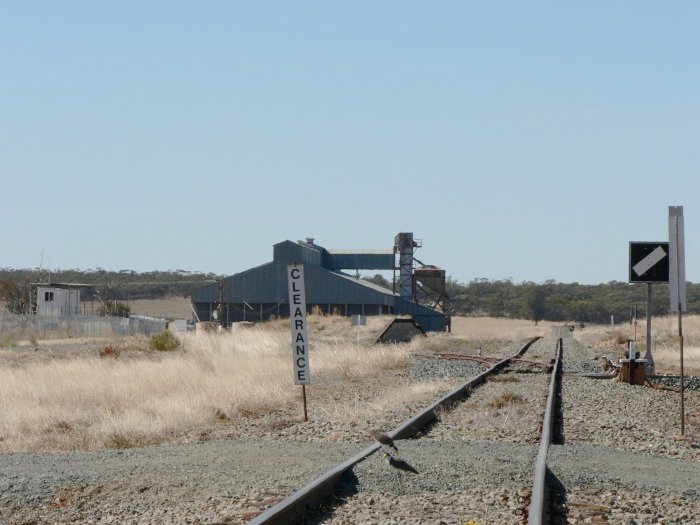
[190, 234, 448, 332]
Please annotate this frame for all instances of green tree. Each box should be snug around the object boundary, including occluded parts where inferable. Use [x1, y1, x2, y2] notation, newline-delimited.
[0, 278, 32, 314]
[362, 274, 392, 290]
[527, 284, 549, 325]
[98, 302, 131, 318]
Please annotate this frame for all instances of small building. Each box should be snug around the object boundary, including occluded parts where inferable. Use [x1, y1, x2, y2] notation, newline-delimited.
[33, 283, 94, 316]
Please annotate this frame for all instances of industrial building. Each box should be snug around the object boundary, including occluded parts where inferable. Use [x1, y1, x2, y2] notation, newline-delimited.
[191, 233, 449, 332]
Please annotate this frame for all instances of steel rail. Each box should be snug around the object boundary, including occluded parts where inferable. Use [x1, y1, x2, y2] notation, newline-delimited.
[527, 337, 563, 524]
[249, 336, 541, 525]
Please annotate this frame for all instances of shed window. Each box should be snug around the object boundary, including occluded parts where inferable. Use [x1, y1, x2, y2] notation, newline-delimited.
[44, 291, 54, 301]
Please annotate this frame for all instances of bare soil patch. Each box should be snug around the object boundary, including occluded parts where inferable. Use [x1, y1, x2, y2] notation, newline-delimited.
[450, 316, 559, 340]
[127, 297, 192, 319]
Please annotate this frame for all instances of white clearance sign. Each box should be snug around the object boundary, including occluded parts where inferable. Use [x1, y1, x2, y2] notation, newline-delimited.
[287, 264, 310, 385]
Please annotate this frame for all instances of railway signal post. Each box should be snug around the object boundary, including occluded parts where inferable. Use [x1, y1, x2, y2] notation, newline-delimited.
[628, 240, 669, 375]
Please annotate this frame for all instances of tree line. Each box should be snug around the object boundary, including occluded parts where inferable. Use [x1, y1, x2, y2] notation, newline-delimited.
[0, 268, 220, 313]
[364, 274, 699, 324]
[1, 267, 697, 323]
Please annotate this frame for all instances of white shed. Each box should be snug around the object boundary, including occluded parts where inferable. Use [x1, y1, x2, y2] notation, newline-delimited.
[35, 284, 84, 316]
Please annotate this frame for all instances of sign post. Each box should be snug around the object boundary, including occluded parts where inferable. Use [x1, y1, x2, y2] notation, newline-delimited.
[669, 206, 686, 437]
[351, 314, 366, 344]
[645, 283, 654, 373]
[287, 264, 310, 421]
[629, 241, 670, 376]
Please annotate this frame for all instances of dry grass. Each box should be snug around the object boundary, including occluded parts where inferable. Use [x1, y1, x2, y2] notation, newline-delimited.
[312, 342, 412, 379]
[651, 347, 700, 375]
[450, 316, 558, 340]
[318, 382, 446, 422]
[486, 391, 523, 409]
[646, 314, 700, 348]
[0, 324, 414, 452]
[127, 297, 193, 319]
[574, 315, 700, 374]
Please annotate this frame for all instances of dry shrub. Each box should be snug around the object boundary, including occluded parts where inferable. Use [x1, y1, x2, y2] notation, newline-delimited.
[1, 334, 17, 348]
[487, 391, 523, 409]
[107, 433, 134, 449]
[311, 305, 327, 317]
[99, 346, 120, 359]
[614, 331, 628, 345]
[149, 331, 180, 351]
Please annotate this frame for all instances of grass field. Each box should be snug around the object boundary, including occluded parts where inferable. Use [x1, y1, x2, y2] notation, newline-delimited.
[0, 316, 415, 452]
[2, 312, 698, 452]
[450, 316, 559, 340]
[572, 314, 700, 375]
[127, 297, 192, 319]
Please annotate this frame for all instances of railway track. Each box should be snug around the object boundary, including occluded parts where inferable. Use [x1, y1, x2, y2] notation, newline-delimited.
[249, 336, 566, 524]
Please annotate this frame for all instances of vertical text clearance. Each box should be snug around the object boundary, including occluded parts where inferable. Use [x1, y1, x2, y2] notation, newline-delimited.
[287, 265, 310, 385]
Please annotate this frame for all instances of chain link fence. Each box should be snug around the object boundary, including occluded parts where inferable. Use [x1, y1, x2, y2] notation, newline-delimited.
[0, 310, 167, 343]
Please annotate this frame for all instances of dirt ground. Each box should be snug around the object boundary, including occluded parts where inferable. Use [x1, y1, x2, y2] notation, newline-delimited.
[450, 316, 560, 339]
[127, 297, 192, 319]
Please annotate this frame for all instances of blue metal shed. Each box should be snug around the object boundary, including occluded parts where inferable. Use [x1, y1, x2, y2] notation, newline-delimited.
[191, 238, 447, 331]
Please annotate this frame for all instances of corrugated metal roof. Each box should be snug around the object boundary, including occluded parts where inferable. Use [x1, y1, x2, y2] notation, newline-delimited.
[333, 272, 397, 295]
[327, 249, 394, 255]
[31, 282, 95, 288]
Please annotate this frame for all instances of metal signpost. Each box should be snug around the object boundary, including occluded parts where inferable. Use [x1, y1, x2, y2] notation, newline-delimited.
[351, 314, 366, 343]
[668, 206, 687, 436]
[287, 264, 310, 422]
[628, 241, 670, 373]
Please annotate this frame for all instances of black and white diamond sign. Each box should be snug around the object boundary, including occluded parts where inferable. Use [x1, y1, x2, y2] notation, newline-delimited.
[629, 242, 670, 283]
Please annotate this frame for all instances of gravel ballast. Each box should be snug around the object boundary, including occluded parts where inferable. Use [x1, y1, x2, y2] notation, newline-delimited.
[306, 338, 559, 524]
[548, 444, 700, 524]
[0, 438, 360, 524]
[3, 332, 698, 524]
[562, 375, 700, 461]
[310, 440, 537, 524]
[1, 337, 540, 524]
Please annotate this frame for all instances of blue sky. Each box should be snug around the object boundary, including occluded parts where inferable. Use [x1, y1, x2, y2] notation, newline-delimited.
[2, 2, 698, 284]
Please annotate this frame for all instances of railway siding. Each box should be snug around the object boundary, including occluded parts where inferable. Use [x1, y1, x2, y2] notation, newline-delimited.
[261, 337, 555, 524]
[544, 339, 700, 523]
[3, 333, 697, 524]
